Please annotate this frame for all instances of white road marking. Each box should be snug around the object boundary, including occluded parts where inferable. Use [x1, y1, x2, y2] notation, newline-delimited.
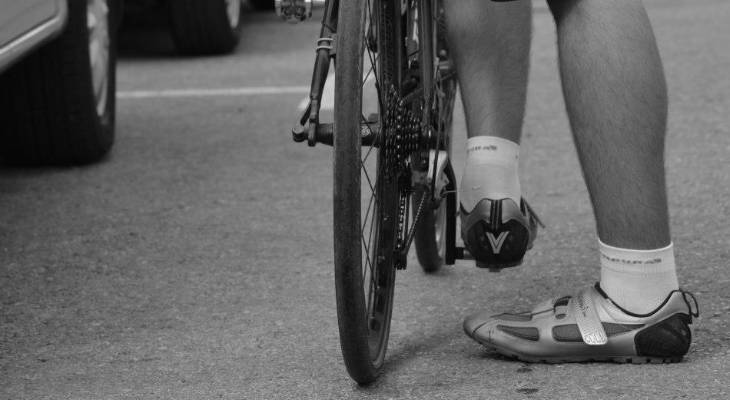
[298, 74, 335, 111]
[297, 72, 378, 113]
[117, 86, 311, 99]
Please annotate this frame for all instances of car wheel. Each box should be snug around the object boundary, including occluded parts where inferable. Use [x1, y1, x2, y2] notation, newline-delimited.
[249, 0, 274, 10]
[168, 0, 243, 55]
[0, 0, 119, 165]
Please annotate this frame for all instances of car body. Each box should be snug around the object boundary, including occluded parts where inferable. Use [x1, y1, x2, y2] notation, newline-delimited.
[0, 0, 68, 73]
[0, 0, 120, 165]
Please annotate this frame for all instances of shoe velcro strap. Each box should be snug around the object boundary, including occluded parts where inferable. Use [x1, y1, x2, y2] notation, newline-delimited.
[571, 288, 608, 346]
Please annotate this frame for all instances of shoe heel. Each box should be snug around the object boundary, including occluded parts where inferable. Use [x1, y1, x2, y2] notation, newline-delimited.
[634, 314, 692, 359]
[465, 219, 529, 269]
[461, 198, 534, 270]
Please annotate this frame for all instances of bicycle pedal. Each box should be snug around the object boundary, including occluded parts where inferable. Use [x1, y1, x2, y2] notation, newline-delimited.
[275, 0, 313, 23]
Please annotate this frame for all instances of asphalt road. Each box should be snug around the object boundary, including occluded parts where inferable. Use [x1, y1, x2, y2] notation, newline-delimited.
[2, 1, 729, 399]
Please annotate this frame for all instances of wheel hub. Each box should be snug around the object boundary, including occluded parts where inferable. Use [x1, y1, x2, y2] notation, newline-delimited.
[225, 0, 241, 29]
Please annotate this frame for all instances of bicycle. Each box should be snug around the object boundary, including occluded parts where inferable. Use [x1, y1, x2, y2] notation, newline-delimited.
[278, 0, 470, 384]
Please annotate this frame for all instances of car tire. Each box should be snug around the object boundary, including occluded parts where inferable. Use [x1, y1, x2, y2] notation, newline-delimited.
[168, 0, 243, 55]
[0, 0, 119, 165]
[249, 0, 274, 10]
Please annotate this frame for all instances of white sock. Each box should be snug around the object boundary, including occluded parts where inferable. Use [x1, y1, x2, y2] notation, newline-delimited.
[460, 136, 521, 211]
[599, 240, 679, 314]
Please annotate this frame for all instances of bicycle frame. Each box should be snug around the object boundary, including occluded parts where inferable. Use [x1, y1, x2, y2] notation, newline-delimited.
[287, 0, 465, 266]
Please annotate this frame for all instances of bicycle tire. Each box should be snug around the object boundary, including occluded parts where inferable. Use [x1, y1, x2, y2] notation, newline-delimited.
[333, 0, 402, 385]
[413, 164, 456, 272]
[413, 0, 458, 272]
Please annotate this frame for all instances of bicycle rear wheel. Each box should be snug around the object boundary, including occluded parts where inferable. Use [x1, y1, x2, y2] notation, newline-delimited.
[333, 0, 404, 384]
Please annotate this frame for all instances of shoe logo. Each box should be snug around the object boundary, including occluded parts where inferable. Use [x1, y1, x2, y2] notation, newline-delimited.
[485, 231, 509, 254]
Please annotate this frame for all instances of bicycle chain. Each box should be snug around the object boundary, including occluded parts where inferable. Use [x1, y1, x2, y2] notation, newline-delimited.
[382, 85, 422, 270]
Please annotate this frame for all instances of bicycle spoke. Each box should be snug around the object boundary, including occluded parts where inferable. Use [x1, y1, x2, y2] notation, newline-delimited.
[363, 194, 379, 292]
[362, 241, 374, 283]
[361, 191, 376, 259]
[361, 159, 376, 195]
[362, 62, 377, 88]
[361, 135, 376, 165]
[361, 115, 377, 164]
[362, 189, 376, 236]
[360, 0, 383, 294]
[360, 0, 382, 193]
[364, 0, 386, 116]
[362, 205, 378, 288]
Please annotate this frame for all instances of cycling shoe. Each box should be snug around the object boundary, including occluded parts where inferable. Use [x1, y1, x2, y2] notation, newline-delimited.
[460, 197, 542, 270]
[463, 283, 699, 363]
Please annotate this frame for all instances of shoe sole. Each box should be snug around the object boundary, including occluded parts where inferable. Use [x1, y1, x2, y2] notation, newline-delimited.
[474, 339, 683, 364]
[468, 332, 685, 364]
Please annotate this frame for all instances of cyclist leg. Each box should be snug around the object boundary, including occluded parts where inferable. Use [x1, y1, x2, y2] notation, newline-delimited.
[444, 0, 541, 269]
[444, 0, 531, 143]
[550, 0, 679, 313]
[464, 0, 695, 363]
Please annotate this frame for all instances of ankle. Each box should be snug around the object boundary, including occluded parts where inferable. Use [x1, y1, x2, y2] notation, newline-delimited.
[460, 136, 521, 209]
[599, 240, 679, 314]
